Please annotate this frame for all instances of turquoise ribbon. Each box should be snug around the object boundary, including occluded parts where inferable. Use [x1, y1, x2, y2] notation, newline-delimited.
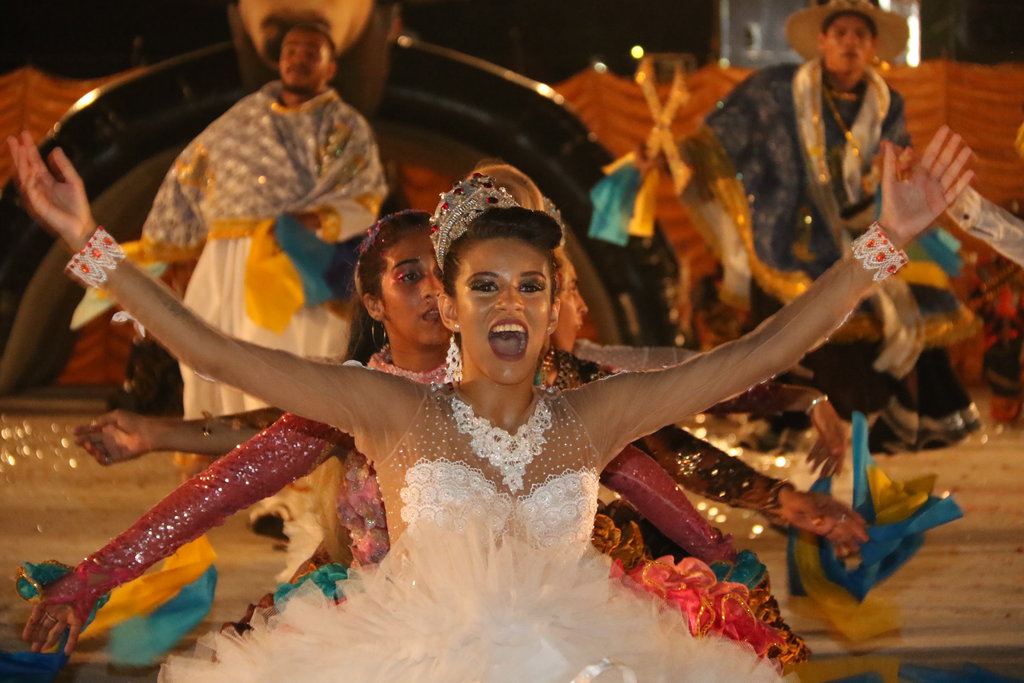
[710, 549, 767, 589]
[106, 565, 217, 667]
[915, 228, 962, 277]
[899, 662, 1022, 682]
[274, 563, 349, 606]
[588, 164, 641, 246]
[274, 214, 339, 307]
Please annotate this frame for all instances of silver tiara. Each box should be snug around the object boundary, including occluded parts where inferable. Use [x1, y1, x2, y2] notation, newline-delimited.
[430, 173, 520, 267]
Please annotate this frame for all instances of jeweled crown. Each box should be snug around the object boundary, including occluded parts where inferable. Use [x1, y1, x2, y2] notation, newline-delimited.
[430, 173, 519, 267]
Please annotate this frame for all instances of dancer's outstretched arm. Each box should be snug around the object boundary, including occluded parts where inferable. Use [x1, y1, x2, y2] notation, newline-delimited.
[74, 408, 283, 464]
[7, 132, 417, 438]
[572, 127, 974, 456]
[21, 414, 347, 654]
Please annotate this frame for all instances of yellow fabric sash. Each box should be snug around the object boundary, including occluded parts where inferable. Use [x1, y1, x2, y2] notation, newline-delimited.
[208, 214, 343, 333]
[83, 536, 216, 637]
[791, 531, 902, 641]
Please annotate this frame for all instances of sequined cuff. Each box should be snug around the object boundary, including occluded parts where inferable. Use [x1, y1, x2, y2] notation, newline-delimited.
[851, 222, 908, 281]
[65, 227, 125, 288]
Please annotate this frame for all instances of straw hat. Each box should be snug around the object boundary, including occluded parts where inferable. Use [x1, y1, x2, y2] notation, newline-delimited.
[786, 0, 909, 62]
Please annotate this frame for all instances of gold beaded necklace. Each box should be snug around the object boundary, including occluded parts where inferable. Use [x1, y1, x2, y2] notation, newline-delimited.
[822, 87, 862, 162]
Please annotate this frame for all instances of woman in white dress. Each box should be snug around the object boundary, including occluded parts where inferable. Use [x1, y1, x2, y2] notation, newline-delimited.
[10, 126, 972, 681]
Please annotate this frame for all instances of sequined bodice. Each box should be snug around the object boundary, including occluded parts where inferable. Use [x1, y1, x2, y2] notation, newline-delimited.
[373, 386, 603, 548]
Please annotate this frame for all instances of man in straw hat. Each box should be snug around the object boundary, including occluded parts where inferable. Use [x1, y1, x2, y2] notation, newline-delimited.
[679, 0, 979, 453]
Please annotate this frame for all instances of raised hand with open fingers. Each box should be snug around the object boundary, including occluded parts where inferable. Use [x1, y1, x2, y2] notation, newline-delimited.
[7, 131, 96, 251]
[879, 125, 974, 246]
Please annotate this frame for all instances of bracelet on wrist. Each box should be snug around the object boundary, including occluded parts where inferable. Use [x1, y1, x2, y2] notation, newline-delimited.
[805, 395, 828, 415]
[65, 227, 125, 288]
[851, 222, 908, 281]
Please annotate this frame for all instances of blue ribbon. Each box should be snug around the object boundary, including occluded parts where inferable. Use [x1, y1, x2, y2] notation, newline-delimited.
[588, 164, 641, 246]
[915, 229, 963, 277]
[274, 563, 349, 606]
[710, 549, 767, 589]
[106, 565, 217, 667]
[275, 214, 363, 306]
[899, 662, 1023, 682]
[790, 412, 963, 601]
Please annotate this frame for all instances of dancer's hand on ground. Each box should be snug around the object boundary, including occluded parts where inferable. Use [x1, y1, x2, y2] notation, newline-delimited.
[880, 125, 974, 246]
[22, 601, 81, 655]
[776, 487, 868, 557]
[74, 410, 161, 465]
[7, 131, 95, 250]
[806, 398, 847, 477]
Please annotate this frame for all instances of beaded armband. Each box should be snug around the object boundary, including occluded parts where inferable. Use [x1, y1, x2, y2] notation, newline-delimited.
[65, 227, 125, 288]
[851, 222, 908, 281]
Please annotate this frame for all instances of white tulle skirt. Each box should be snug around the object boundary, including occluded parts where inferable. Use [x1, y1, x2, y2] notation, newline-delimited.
[160, 519, 785, 682]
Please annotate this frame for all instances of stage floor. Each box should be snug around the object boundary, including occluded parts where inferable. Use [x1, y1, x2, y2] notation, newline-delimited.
[1, 392, 1022, 680]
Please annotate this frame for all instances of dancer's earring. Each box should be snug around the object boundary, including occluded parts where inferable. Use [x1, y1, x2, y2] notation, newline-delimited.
[371, 321, 388, 353]
[444, 336, 463, 384]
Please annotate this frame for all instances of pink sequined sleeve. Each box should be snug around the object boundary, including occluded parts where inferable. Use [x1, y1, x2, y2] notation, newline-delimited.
[601, 445, 736, 564]
[42, 414, 346, 621]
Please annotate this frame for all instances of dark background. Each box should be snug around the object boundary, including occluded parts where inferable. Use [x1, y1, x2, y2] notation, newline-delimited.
[1, 0, 1020, 81]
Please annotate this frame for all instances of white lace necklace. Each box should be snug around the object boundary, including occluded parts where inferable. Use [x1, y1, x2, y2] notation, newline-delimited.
[450, 392, 552, 493]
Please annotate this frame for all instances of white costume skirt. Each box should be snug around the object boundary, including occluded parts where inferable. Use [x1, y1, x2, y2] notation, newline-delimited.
[161, 519, 784, 682]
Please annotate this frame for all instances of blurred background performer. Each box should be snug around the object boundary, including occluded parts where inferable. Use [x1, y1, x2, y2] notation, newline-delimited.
[680, 0, 978, 453]
[140, 22, 385, 419]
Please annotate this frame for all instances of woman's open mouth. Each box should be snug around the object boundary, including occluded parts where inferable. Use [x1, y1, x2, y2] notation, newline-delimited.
[488, 321, 528, 361]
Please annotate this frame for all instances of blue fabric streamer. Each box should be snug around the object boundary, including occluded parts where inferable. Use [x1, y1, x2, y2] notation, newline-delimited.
[106, 565, 218, 667]
[274, 563, 349, 606]
[0, 650, 68, 683]
[915, 229, 962, 277]
[899, 662, 1023, 683]
[324, 234, 363, 301]
[274, 214, 357, 306]
[789, 412, 963, 601]
[823, 673, 885, 683]
[588, 164, 641, 246]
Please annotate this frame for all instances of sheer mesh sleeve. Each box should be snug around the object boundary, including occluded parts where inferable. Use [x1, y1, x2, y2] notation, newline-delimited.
[573, 339, 695, 372]
[98, 259, 422, 446]
[954, 186, 1024, 266]
[566, 257, 874, 461]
